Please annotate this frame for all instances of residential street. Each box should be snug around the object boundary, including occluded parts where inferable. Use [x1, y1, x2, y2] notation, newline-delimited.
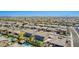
[70, 27, 79, 47]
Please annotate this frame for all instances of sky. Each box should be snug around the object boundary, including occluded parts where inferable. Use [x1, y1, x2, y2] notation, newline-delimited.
[0, 11, 79, 16]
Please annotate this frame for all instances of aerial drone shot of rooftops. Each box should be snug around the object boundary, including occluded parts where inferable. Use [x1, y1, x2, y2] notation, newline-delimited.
[0, 11, 79, 47]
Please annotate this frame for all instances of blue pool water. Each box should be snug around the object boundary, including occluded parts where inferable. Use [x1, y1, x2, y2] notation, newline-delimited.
[22, 42, 32, 47]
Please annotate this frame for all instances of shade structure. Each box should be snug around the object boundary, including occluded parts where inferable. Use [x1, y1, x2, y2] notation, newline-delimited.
[34, 35, 44, 41]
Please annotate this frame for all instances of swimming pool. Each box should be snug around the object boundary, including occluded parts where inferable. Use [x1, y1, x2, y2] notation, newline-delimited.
[21, 42, 32, 47]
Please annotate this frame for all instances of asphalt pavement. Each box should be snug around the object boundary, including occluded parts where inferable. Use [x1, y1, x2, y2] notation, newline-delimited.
[70, 27, 79, 47]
